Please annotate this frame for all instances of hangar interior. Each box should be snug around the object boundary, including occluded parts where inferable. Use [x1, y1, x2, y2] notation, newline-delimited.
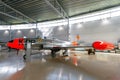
[0, 0, 120, 80]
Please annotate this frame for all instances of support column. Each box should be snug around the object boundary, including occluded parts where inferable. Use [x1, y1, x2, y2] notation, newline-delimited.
[9, 25, 11, 40]
[26, 42, 31, 62]
[24, 42, 31, 80]
[35, 23, 38, 38]
[67, 18, 70, 41]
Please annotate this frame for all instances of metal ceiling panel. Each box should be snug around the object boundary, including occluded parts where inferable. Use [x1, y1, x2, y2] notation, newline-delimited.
[0, 0, 120, 25]
[59, 0, 120, 16]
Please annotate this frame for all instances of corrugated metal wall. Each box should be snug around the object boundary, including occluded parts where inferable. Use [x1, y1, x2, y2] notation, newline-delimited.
[0, 16, 120, 44]
[70, 16, 120, 44]
[0, 29, 42, 42]
[52, 25, 69, 41]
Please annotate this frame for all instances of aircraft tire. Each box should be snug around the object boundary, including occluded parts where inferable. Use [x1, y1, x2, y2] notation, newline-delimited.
[23, 54, 26, 61]
[88, 49, 91, 55]
[93, 52, 95, 55]
[51, 51, 56, 58]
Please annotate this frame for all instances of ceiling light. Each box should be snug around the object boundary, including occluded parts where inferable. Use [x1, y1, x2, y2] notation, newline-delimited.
[77, 23, 82, 28]
[4, 30, 9, 34]
[30, 29, 34, 33]
[17, 30, 21, 33]
[58, 26, 63, 31]
[23, 36, 27, 38]
[102, 18, 109, 24]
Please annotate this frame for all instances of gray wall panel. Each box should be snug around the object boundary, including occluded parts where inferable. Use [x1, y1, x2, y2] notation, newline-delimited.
[0, 29, 42, 42]
[52, 25, 69, 41]
[0, 30, 10, 42]
[70, 16, 120, 44]
[0, 16, 120, 44]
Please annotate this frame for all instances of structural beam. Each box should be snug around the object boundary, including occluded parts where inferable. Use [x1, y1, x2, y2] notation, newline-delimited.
[0, 0, 36, 23]
[45, 0, 68, 19]
[0, 11, 29, 23]
[0, 17, 9, 24]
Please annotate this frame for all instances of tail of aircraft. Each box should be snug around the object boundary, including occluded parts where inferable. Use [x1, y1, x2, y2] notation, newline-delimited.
[7, 38, 25, 50]
[6, 37, 51, 51]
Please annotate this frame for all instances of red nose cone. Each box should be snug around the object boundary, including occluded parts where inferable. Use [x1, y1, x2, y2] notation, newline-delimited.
[92, 41, 114, 50]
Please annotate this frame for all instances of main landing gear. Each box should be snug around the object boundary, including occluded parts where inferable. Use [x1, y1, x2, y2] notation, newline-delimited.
[50, 47, 68, 58]
[50, 47, 61, 58]
[88, 48, 95, 55]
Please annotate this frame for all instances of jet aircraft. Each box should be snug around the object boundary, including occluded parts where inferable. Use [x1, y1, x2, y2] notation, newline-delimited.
[6, 37, 116, 59]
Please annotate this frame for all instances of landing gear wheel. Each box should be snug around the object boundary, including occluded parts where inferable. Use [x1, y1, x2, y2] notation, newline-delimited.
[51, 51, 56, 58]
[88, 49, 91, 55]
[23, 54, 26, 61]
[88, 48, 95, 55]
[93, 52, 95, 55]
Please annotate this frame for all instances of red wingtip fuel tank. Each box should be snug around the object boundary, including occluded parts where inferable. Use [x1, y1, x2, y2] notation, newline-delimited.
[7, 38, 25, 50]
[92, 41, 115, 50]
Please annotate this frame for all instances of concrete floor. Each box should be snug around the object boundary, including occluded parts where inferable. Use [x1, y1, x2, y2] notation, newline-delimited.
[0, 51, 25, 80]
[0, 50, 120, 80]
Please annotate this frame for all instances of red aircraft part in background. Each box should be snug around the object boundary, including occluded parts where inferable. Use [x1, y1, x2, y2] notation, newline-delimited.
[92, 41, 115, 50]
[7, 38, 25, 50]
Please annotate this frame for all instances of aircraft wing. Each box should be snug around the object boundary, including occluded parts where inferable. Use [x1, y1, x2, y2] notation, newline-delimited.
[43, 44, 92, 49]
